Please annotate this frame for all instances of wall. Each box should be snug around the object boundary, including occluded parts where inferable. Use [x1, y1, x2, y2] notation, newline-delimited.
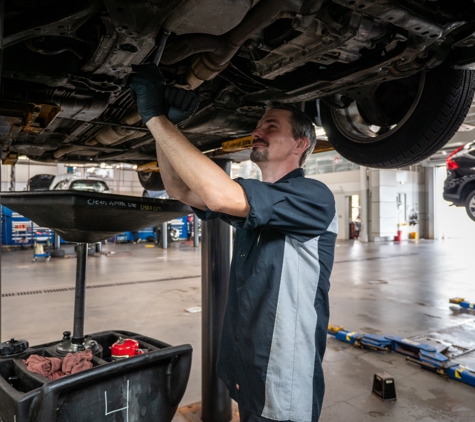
[2, 160, 428, 241]
[307, 167, 425, 241]
[0, 161, 144, 197]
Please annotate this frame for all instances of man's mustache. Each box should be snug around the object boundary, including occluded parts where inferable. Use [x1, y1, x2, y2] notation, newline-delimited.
[252, 139, 269, 147]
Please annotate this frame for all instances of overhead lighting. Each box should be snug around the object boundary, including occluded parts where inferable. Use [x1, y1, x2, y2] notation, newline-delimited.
[315, 127, 326, 137]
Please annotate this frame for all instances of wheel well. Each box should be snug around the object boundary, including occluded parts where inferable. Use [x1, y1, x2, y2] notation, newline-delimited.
[461, 182, 475, 202]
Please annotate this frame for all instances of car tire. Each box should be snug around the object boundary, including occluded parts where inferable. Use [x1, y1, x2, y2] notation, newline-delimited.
[137, 171, 165, 190]
[465, 190, 475, 222]
[320, 65, 475, 168]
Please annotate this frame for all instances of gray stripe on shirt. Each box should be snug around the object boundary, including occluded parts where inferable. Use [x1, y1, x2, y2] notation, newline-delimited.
[327, 212, 338, 234]
[262, 236, 321, 421]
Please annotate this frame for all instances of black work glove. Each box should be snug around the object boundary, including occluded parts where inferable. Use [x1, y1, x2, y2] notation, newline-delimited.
[130, 63, 167, 124]
[165, 86, 201, 125]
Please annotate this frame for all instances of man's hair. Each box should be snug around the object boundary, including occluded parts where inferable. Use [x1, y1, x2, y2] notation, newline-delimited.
[266, 101, 317, 167]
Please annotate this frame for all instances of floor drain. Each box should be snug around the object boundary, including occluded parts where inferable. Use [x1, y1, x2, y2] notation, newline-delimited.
[2, 275, 201, 297]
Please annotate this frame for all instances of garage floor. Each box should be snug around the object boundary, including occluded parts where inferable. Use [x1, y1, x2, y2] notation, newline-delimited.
[1, 237, 474, 421]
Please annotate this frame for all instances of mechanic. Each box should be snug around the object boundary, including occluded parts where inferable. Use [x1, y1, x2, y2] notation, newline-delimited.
[130, 64, 337, 422]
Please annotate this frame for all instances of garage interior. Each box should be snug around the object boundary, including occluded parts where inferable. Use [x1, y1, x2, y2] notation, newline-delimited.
[1, 117, 475, 422]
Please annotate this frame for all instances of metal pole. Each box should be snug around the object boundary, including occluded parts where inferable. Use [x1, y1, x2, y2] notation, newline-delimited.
[202, 159, 232, 422]
[72, 243, 88, 347]
[194, 214, 200, 247]
[9, 165, 14, 191]
[54, 232, 61, 249]
[0, 0, 4, 343]
[161, 222, 168, 249]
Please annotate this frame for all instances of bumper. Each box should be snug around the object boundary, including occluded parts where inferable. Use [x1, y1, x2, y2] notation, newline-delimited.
[443, 192, 463, 206]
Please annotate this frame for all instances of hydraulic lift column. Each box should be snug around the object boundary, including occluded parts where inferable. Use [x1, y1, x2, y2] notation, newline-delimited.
[0, 0, 4, 343]
[202, 159, 232, 422]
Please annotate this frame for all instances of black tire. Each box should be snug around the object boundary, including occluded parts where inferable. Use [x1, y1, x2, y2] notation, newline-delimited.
[50, 249, 65, 258]
[137, 171, 165, 190]
[320, 65, 475, 168]
[465, 190, 475, 222]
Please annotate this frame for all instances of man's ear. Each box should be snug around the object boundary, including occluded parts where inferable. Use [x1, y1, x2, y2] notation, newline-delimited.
[294, 137, 310, 154]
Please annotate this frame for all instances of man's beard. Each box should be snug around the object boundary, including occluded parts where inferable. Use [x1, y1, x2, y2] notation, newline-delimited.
[250, 148, 269, 163]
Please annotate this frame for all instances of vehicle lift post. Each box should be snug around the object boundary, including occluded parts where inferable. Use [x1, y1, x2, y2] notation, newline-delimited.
[0, 0, 4, 343]
[201, 159, 232, 422]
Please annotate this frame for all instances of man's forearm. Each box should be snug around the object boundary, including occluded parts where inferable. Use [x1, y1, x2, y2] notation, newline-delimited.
[156, 141, 207, 209]
[155, 142, 189, 196]
[146, 116, 249, 217]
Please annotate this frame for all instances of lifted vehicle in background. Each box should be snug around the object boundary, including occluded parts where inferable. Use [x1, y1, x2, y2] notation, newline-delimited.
[443, 141, 475, 221]
[50, 174, 111, 193]
[3, 0, 475, 190]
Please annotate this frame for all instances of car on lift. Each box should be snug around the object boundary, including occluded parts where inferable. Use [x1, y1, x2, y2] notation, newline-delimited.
[2, 1, 475, 191]
[50, 174, 111, 193]
[443, 141, 475, 221]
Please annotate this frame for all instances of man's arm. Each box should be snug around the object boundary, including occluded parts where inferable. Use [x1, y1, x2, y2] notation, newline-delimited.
[155, 141, 207, 210]
[147, 116, 250, 218]
[129, 63, 249, 218]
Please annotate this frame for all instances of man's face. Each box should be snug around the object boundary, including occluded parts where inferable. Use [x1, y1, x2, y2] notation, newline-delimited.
[250, 109, 296, 164]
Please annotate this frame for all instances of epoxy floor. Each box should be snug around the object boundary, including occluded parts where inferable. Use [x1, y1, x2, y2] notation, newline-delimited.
[1, 237, 475, 421]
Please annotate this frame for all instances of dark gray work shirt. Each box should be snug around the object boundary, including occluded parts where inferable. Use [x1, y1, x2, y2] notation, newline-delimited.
[193, 168, 337, 422]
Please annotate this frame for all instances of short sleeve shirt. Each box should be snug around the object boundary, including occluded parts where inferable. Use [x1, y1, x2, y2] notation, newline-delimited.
[193, 168, 337, 422]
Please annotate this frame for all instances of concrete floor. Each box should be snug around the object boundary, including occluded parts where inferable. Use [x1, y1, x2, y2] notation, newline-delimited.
[1, 237, 475, 421]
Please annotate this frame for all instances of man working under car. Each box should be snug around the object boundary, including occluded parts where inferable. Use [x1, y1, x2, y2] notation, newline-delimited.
[130, 64, 337, 422]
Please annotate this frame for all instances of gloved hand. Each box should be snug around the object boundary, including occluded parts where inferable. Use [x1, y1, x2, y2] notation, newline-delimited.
[130, 63, 167, 124]
[165, 86, 201, 125]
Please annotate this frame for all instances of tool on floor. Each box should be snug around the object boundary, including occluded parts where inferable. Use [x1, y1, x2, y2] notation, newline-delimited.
[328, 325, 475, 388]
[372, 372, 397, 401]
[450, 297, 475, 309]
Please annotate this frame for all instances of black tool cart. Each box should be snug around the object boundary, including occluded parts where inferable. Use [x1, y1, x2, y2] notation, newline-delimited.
[0, 191, 193, 422]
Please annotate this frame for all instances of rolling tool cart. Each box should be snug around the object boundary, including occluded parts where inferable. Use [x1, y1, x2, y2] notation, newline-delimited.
[32, 230, 52, 262]
[0, 191, 193, 422]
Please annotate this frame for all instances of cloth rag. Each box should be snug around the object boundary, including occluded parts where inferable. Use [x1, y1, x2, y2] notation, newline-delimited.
[63, 349, 93, 375]
[23, 349, 93, 380]
[22, 354, 62, 380]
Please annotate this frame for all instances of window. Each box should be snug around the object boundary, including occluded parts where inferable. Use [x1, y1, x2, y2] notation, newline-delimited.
[304, 151, 360, 175]
[53, 180, 71, 190]
[70, 180, 109, 192]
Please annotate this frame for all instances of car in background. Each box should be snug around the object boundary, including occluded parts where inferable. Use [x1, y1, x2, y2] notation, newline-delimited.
[50, 174, 111, 193]
[3, 1, 475, 193]
[142, 189, 168, 199]
[443, 141, 475, 221]
[26, 174, 55, 191]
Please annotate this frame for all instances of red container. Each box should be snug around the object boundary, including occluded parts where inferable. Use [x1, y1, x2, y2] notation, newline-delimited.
[111, 338, 145, 360]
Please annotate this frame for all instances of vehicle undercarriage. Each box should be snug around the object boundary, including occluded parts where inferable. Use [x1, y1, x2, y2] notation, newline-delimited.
[3, 0, 475, 189]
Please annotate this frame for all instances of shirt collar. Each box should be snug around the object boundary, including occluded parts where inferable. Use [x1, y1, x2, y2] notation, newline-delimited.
[276, 168, 305, 183]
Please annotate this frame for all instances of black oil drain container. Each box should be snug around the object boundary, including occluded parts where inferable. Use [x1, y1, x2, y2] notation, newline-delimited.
[0, 330, 192, 422]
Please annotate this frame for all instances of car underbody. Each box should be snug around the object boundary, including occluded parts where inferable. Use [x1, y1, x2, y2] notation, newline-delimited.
[2, 0, 475, 175]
